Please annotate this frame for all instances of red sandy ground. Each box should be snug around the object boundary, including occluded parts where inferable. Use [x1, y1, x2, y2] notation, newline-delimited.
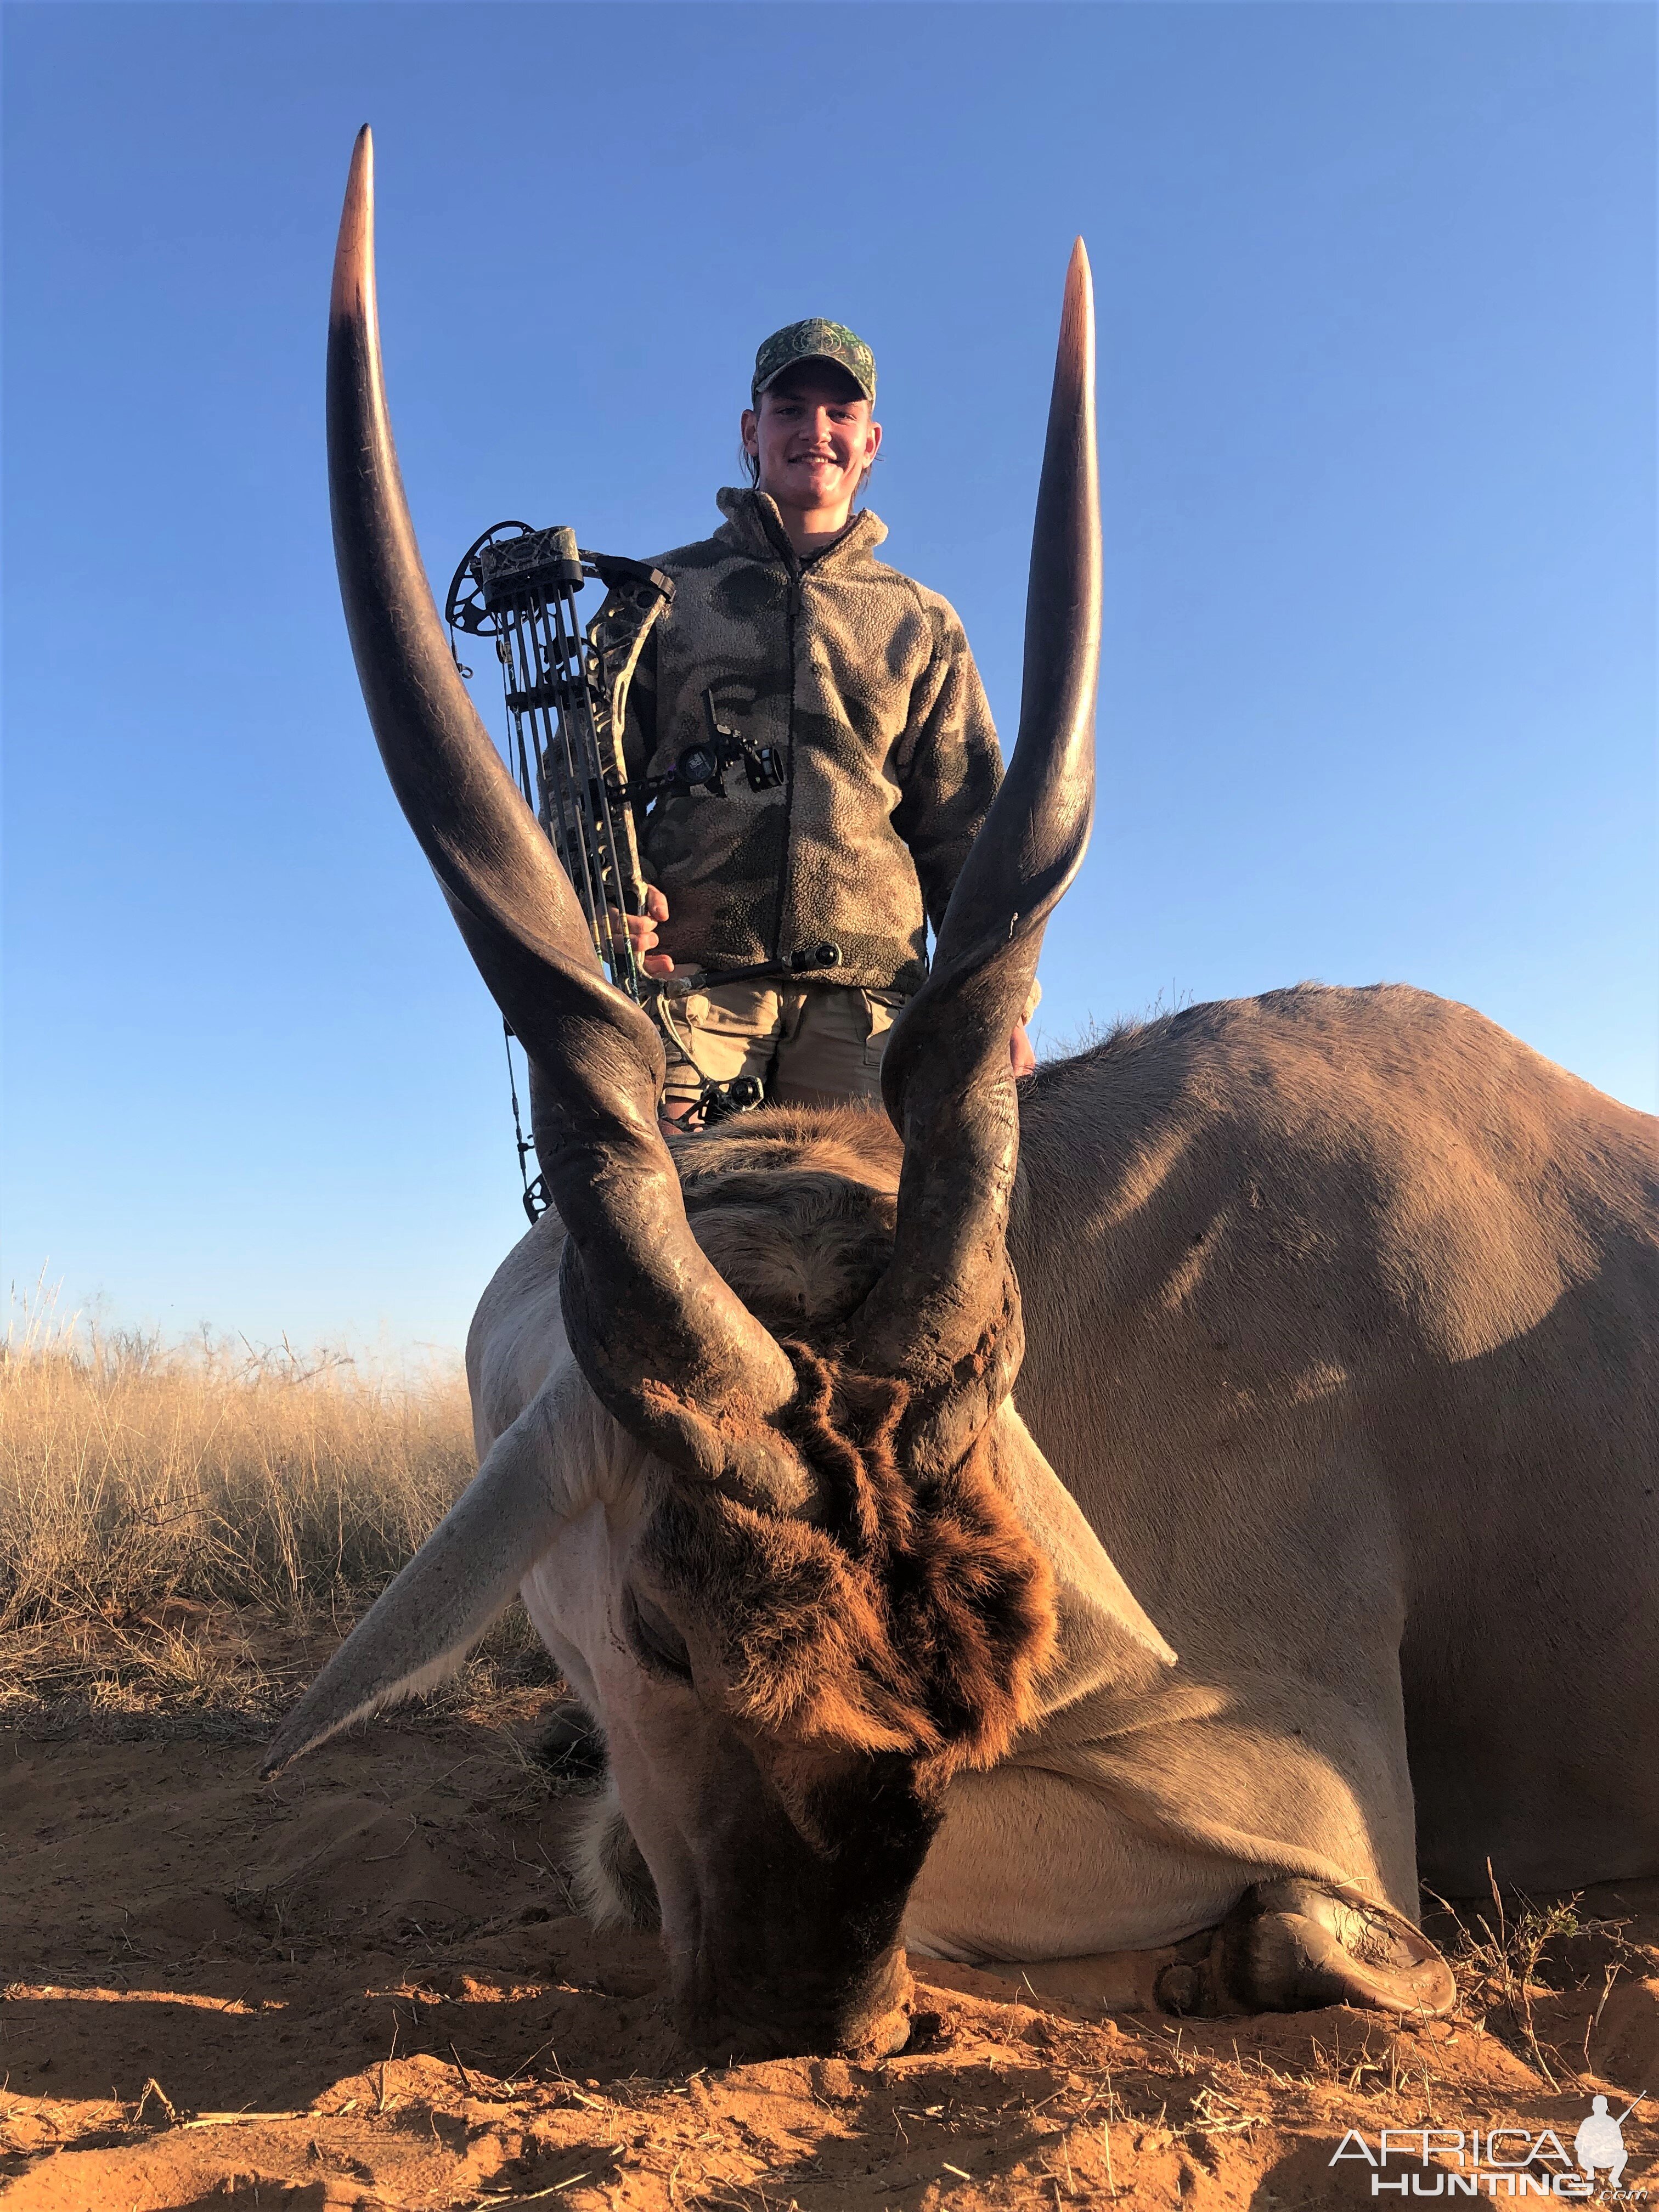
[3, 1685, 1656, 2210]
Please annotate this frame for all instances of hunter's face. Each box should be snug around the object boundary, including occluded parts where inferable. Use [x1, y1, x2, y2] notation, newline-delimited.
[742, 368, 881, 517]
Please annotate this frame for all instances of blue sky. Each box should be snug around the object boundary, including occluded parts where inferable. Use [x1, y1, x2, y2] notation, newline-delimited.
[4, 2, 1654, 1355]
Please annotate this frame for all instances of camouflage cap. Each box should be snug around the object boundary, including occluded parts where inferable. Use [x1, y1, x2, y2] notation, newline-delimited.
[752, 318, 876, 404]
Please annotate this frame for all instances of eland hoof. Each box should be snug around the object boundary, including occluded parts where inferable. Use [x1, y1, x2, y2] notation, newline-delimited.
[1157, 1879, 1457, 2018]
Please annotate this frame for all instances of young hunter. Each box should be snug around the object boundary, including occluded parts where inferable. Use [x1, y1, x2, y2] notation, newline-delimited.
[621, 318, 1035, 1116]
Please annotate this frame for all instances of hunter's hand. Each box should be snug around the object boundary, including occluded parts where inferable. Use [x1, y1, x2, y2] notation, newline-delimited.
[1011, 1021, 1036, 1080]
[617, 885, 675, 979]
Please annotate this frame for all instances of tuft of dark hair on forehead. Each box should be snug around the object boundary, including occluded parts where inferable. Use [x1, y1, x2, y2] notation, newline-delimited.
[644, 1339, 1057, 1787]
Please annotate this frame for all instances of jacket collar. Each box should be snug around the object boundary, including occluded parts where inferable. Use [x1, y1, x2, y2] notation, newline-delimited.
[714, 486, 888, 572]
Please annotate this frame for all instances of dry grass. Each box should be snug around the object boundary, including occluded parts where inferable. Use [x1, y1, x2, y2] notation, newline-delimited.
[1, 1291, 475, 1630]
[0, 1288, 554, 1723]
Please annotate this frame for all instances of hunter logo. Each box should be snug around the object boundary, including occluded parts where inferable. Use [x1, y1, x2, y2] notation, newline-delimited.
[1329, 2094, 1650, 2196]
[1576, 2098, 1637, 2191]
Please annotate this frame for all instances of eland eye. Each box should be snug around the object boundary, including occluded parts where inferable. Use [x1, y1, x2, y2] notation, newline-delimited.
[626, 1589, 693, 1683]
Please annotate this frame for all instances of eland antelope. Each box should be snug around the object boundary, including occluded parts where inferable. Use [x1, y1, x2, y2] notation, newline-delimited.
[267, 128, 1659, 2063]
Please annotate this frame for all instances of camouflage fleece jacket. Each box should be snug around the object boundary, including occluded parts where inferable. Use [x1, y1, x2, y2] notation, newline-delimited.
[622, 488, 1002, 997]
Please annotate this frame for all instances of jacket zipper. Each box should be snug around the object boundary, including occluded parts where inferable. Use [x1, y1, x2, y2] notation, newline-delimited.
[770, 567, 801, 966]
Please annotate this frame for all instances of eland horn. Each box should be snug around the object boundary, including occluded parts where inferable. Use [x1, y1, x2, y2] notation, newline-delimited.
[326, 126, 796, 1476]
[852, 241, 1099, 1447]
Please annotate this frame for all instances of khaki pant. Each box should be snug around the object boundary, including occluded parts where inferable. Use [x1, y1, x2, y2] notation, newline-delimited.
[655, 979, 905, 1110]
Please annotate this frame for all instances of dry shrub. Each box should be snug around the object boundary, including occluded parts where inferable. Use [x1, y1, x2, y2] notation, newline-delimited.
[1, 1290, 477, 1634]
[1427, 1867, 1653, 2089]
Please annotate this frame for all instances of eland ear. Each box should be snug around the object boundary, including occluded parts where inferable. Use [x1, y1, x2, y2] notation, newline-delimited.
[995, 1410, 1177, 1723]
[260, 1405, 565, 1776]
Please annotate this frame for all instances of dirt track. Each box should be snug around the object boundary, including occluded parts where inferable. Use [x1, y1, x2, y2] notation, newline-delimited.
[3, 1692, 1656, 2210]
